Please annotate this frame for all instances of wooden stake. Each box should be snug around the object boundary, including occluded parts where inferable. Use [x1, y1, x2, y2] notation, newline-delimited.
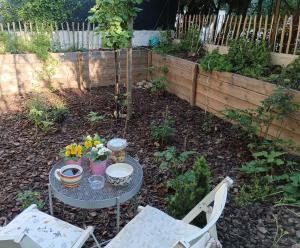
[293, 16, 300, 54]
[252, 15, 257, 40]
[82, 22, 85, 49]
[286, 15, 293, 54]
[66, 22, 71, 49]
[226, 15, 233, 46]
[279, 15, 287, 53]
[242, 15, 248, 37]
[72, 22, 75, 49]
[263, 15, 268, 40]
[61, 23, 65, 49]
[190, 64, 198, 106]
[77, 22, 80, 50]
[92, 23, 95, 50]
[221, 15, 229, 45]
[87, 22, 90, 50]
[246, 15, 253, 39]
[236, 15, 243, 39]
[257, 15, 263, 40]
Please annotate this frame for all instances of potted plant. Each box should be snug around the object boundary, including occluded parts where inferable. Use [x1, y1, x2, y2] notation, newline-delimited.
[84, 134, 104, 150]
[60, 143, 83, 165]
[87, 144, 111, 175]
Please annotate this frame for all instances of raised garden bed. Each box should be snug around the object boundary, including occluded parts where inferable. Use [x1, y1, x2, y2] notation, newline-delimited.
[0, 86, 299, 247]
[151, 52, 300, 147]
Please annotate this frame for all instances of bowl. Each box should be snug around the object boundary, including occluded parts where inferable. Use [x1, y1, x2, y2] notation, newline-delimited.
[55, 164, 83, 188]
[88, 175, 105, 190]
[106, 163, 133, 186]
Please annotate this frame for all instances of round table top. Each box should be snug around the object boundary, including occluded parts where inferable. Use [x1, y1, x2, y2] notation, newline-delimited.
[49, 155, 143, 209]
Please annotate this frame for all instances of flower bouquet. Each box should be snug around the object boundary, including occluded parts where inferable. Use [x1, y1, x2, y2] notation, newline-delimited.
[86, 144, 111, 175]
[60, 143, 83, 165]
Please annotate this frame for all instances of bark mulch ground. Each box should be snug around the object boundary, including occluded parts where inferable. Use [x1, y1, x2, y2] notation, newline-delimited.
[0, 86, 299, 248]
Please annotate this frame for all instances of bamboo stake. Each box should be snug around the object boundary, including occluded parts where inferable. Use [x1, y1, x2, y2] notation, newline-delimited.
[293, 16, 300, 54]
[286, 15, 293, 54]
[92, 23, 95, 50]
[279, 15, 287, 53]
[246, 15, 253, 39]
[61, 23, 65, 49]
[269, 15, 274, 41]
[236, 15, 243, 39]
[66, 22, 71, 49]
[77, 22, 80, 50]
[231, 15, 238, 40]
[252, 15, 257, 40]
[242, 15, 248, 37]
[263, 15, 269, 40]
[221, 15, 229, 45]
[273, 16, 281, 52]
[215, 15, 224, 44]
[82, 22, 85, 49]
[72, 22, 75, 49]
[257, 15, 263, 40]
[87, 22, 90, 50]
[226, 15, 233, 46]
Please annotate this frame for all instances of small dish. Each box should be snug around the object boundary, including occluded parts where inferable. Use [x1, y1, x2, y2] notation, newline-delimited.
[106, 163, 133, 186]
[88, 175, 105, 190]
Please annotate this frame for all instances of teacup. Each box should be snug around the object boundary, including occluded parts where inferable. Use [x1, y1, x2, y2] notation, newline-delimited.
[55, 164, 83, 188]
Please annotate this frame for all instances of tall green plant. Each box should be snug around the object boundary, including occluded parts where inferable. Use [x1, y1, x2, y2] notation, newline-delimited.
[89, 0, 143, 119]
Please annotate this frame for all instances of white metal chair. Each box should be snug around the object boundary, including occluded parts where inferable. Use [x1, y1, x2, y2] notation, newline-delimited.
[104, 177, 233, 248]
[0, 204, 101, 248]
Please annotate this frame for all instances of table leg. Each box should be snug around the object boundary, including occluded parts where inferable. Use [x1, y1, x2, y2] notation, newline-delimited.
[48, 184, 54, 216]
[82, 209, 88, 228]
[116, 197, 120, 233]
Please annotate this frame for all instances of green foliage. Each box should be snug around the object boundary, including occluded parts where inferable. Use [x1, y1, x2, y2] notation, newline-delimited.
[200, 50, 233, 72]
[0, 0, 81, 23]
[16, 191, 44, 210]
[227, 39, 271, 78]
[224, 88, 300, 141]
[180, 26, 201, 54]
[154, 146, 196, 175]
[266, 57, 300, 90]
[86, 111, 105, 124]
[150, 109, 176, 145]
[153, 30, 180, 56]
[166, 156, 212, 221]
[26, 94, 68, 132]
[89, 0, 143, 50]
[235, 177, 272, 207]
[160, 65, 169, 74]
[150, 76, 166, 96]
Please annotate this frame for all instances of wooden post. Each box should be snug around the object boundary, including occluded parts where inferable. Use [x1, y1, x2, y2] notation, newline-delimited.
[72, 22, 75, 49]
[87, 22, 90, 50]
[190, 64, 198, 106]
[147, 50, 152, 81]
[77, 52, 84, 90]
[286, 15, 293, 53]
[66, 22, 71, 49]
[273, 16, 281, 52]
[236, 15, 243, 39]
[61, 23, 65, 50]
[263, 15, 269, 40]
[279, 15, 287, 53]
[77, 22, 80, 50]
[82, 22, 85, 49]
[92, 23, 95, 50]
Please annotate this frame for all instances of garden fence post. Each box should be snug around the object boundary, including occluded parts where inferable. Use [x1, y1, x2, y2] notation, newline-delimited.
[147, 49, 152, 81]
[190, 64, 199, 106]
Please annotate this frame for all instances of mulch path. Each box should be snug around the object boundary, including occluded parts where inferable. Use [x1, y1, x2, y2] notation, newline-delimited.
[0, 86, 299, 247]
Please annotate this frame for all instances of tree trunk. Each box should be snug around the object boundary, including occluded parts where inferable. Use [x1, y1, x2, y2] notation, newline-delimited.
[114, 49, 120, 119]
[126, 16, 133, 121]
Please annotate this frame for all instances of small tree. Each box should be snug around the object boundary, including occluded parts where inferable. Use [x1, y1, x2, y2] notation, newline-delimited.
[89, 0, 143, 119]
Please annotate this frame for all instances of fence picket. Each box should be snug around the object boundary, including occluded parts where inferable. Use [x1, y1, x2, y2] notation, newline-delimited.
[294, 16, 300, 54]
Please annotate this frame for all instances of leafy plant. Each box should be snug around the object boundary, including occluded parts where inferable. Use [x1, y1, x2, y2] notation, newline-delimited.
[160, 65, 169, 74]
[180, 26, 202, 54]
[235, 177, 272, 207]
[16, 191, 44, 210]
[166, 156, 212, 223]
[153, 30, 180, 56]
[25, 93, 68, 132]
[200, 50, 233, 72]
[154, 146, 196, 176]
[151, 109, 176, 145]
[150, 76, 166, 96]
[86, 111, 105, 124]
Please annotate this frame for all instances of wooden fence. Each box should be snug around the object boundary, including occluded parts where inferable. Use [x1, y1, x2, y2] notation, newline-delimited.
[151, 52, 300, 146]
[176, 14, 300, 55]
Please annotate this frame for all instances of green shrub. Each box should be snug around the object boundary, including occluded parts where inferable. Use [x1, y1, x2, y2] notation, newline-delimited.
[16, 190, 44, 210]
[26, 93, 68, 132]
[180, 26, 201, 54]
[151, 109, 176, 145]
[160, 65, 169, 74]
[150, 76, 166, 96]
[153, 30, 180, 56]
[86, 111, 105, 124]
[0, 32, 9, 54]
[200, 50, 233, 72]
[227, 39, 271, 78]
[166, 156, 212, 222]
[154, 146, 196, 175]
[29, 33, 51, 62]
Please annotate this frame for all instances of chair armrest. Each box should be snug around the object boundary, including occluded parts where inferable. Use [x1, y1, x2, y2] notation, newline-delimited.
[137, 206, 145, 213]
[171, 240, 190, 248]
[72, 226, 94, 248]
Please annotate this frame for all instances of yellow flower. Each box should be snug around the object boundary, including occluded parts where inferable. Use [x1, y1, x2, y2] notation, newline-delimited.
[85, 140, 92, 148]
[71, 144, 77, 155]
[94, 140, 101, 146]
[77, 146, 82, 157]
[65, 150, 71, 157]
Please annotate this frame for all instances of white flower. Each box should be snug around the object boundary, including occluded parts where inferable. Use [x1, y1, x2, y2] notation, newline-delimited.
[96, 144, 104, 149]
[91, 147, 97, 152]
[98, 150, 104, 156]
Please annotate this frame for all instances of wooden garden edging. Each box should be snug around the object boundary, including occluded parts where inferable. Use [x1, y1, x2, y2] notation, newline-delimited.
[0, 49, 148, 95]
[151, 52, 300, 146]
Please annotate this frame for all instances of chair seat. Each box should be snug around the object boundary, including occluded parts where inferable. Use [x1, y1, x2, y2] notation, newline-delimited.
[106, 206, 218, 248]
[0, 208, 84, 248]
